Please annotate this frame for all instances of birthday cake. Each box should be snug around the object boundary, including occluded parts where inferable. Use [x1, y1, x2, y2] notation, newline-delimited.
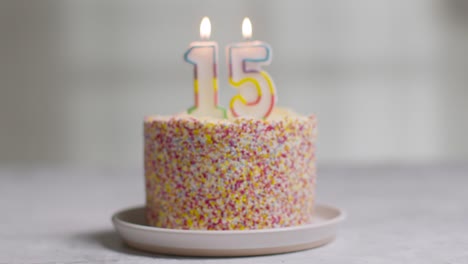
[144, 17, 317, 230]
[144, 109, 317, 230]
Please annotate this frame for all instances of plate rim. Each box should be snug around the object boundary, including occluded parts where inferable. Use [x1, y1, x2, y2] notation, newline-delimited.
[112, 203, 346, 235]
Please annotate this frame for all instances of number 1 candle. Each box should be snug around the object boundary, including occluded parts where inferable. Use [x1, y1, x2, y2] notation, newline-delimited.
[184, 17, 227, 119]
[227, 17, 277, 119]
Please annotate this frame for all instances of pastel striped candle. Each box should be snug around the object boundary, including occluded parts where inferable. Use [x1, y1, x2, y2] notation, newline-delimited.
[227, 18, 277, 119]
[184, 17, 226, 119]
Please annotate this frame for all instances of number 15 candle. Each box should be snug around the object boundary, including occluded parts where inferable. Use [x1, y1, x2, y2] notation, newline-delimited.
[184, 17, 227, 119]
[227, 18, 277, 119]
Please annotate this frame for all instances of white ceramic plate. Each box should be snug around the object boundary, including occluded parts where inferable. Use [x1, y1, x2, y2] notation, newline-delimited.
[112, 204, 345, 257]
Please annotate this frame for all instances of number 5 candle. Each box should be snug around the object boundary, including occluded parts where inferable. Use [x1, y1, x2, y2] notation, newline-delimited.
[184, 17, 227, 119]
[227, 17, 277, 119]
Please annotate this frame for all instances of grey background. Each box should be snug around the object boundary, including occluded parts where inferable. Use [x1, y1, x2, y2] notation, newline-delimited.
[1, 0, 467, 168]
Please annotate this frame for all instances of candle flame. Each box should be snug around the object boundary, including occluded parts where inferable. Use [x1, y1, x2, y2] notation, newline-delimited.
[242, 17, 252, 40]
[200, 16, 211, 40]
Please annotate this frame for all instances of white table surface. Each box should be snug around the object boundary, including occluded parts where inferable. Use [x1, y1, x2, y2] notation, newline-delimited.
[1, 164, 467, 263]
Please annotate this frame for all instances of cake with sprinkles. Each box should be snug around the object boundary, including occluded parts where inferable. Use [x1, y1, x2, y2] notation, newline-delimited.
[144, 108, 317, 230]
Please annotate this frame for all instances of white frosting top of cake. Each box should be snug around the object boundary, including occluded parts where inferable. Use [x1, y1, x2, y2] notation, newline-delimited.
[145, 107, 313, 124]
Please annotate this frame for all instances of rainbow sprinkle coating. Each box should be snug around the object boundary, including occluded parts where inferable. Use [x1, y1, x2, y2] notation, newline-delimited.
[144, 111, 317, 230]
